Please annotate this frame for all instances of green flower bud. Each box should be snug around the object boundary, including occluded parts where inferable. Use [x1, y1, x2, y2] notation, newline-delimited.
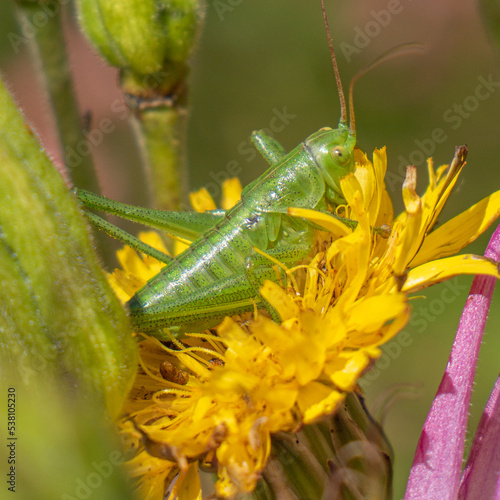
[256, 393, 393, 499]
[76, 0, 205, 76]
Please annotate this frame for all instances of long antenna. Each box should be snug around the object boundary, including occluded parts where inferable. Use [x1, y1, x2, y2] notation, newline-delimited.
[321, 0, 347, 126]
[348, 43, 425, 134]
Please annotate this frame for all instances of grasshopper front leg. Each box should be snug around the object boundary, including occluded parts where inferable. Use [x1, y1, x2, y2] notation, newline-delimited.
[251, 130, 287, 166]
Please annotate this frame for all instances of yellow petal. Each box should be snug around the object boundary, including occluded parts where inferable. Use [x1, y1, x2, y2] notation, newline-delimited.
[189, 187, 217, 212]
[297, 381, 344, 423]
[137, 231, 169, 252]
[403, 254, 500, 293]
[373, 147, 388, 179]
[375, 188, 394, 228]
[303, 389, 345, 424]
[174, 239, 190, 255]
[410, 190, 500, 267]
[126, 451, 175, 500]
[328, 350, 373, 390]
[340, 172, 365, 216]
[107, 269, 145, 301]
[419, 149, 467, 234]
[116, 250, 160, 281]
[347, 293, 407, 333]
[331, 225, 371, 308]
[354, 147, 371, 168]
[176, 463, 202, 500]
[402, 166, 421, 215]
[260, 280, 299, 321]
[217, 317, 251, 350]
[353, 160, 375, 209]
[369, 147, 390, 226]
[393, 167, 422, 274]
[287, 207, 352, 238]
[221, 178, 243, 210]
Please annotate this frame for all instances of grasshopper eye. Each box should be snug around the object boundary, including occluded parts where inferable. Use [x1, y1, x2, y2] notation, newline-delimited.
[330, 145, 350, 165]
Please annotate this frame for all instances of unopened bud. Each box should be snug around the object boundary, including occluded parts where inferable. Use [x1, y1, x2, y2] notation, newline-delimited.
[76, 0, 205, 77]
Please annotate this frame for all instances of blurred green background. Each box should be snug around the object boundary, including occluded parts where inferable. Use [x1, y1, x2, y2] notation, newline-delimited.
[1, 0, 499, 498]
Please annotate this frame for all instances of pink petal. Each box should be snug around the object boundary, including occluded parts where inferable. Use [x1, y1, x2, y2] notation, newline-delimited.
[458, 374, 500, 499]
[405, 223, 500, 500]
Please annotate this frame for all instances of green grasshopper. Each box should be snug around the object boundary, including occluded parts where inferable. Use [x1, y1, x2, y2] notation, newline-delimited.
[76, 1, 361, 338]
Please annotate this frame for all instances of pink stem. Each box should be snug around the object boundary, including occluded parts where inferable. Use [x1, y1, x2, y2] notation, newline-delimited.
[457, 374, 500, 499]
[404, 224, 500, 500]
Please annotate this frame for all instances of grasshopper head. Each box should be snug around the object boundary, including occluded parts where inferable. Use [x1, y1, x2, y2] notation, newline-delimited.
[305, 125, 356, 206]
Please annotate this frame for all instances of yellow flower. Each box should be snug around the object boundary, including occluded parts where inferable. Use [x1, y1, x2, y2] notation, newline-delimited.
[113, 152, 500, 499]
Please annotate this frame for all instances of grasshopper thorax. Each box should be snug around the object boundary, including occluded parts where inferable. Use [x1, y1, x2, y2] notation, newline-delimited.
[305, 125, 356, 206]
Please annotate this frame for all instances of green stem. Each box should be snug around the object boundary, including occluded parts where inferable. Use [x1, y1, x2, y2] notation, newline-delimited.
[479, 0, 500, 51]
[14, 1, 100, 193]
[123, 68, 189, 211]
[135, 105, 188, 211]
